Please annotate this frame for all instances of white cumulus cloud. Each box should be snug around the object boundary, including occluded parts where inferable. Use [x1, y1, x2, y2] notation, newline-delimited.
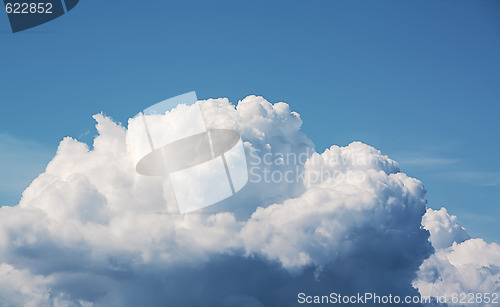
[0, 95, 497, 306]
[421, 207, 470, 251]
[415, 208, 500, 306]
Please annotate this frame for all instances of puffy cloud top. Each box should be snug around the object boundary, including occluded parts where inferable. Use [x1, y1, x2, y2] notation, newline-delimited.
[422, 207, 470, 250]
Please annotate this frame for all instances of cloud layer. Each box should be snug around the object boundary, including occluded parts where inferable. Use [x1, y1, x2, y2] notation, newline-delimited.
[0, 96, 498, 306]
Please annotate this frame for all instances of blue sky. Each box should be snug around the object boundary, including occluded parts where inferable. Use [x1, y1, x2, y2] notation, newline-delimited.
[1, 0, 499, 242]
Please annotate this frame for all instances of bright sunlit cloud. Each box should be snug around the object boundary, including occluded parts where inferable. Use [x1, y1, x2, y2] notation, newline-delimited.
[0, 96, 498, 306]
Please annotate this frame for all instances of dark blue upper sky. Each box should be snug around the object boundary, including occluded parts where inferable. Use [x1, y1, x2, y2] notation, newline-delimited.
[1, 0, 499, 241]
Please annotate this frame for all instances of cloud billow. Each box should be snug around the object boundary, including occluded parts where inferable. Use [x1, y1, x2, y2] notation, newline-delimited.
[0, 95, 497, 306]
